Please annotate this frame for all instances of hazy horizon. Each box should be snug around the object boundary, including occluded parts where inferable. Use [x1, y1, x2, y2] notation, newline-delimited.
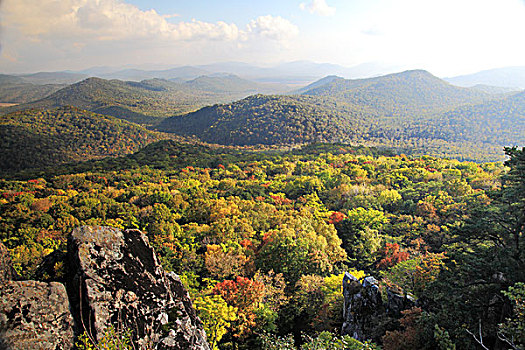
[1, 0, 525, 76]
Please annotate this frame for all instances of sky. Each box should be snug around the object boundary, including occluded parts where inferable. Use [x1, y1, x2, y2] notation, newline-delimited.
[1, 0, 525, 76]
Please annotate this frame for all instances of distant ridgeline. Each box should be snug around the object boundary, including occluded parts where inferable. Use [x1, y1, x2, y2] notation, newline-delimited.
[157, 70, 524, 162]
[0, 69, 523, 165]
[0, 74, 285, 125]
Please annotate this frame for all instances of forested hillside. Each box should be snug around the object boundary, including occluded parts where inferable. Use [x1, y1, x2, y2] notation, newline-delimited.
[157, 95, 369, 145]
[437, 90, 525, 145]
[2, 69, 523, 167]
[0, 75, 286, 124]
[1, 77, 193, 122]
[1, 141, 523, 350]
[0, 74, 65, 104]
[300, 70, 492, 116]
[0, 106, 168, 173]
[157, 89, 524, 162]
[17, 71, 87, 85]
[184, 74, 281, 94]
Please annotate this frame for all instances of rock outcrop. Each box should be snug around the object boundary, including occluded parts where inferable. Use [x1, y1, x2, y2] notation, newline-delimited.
[341, 272, 416, 342]
[0, 227, 209, 350]
[0, 258, 75, 350]
[1, 240, 74, 349]
[68, 226, 209, 350]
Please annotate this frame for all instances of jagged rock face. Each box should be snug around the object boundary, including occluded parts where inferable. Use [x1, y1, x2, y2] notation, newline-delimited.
[0, 241, 16, 283]
[341, 272, 416, 343]
[68, 226, 209, 350]
[342, 273, 384, 342]
[0, 280, 75, 350]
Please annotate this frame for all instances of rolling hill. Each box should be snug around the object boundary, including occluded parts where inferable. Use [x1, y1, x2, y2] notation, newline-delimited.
[469, 84, 520, 95]
[183, 74, 282, 94]
[157, 95, 367, 145]
[0, 106, 170, 173]
[437, 90, 525, 145]
[98, 66, 210, 81]
[17, 71, 88, 85]
[0, 74, 66, 104]
[299, 70, 492, 116]
[156, 72, 525, 161]
[294, 75, 341, 94]
[3, 68, 522, 164]
[0, 77, 167, 124]
[0, 75, 287, 124]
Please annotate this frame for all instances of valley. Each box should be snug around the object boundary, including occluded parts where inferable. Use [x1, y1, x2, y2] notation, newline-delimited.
[1, 68, 522, 169]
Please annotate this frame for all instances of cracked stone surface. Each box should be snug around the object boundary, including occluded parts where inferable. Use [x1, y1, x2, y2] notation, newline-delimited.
[0, 280, 75, 350]
[68, 226, 210, 350]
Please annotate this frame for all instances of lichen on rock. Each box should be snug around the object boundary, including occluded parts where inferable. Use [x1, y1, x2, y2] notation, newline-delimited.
[0, 280, 75, 350]
[67, 225, 209, 350]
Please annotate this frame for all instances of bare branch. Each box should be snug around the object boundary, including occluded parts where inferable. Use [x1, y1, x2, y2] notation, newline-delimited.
[497, 332, 521, 350]
[465, 319, 490, 350]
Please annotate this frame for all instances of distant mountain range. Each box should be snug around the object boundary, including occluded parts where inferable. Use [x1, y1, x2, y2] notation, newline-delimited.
[15, 71, 88, 85]
[2, 61, 404, 87]
[0, 74, 288, 124]
[445, 67, 525, 89]
[298, 70, 492, 116]
[96, 66, 210, 82]
[1, 67, 523, 165]
[0, 74, 66, 104]
[4, 62, 525, 90]
[157, 70, 524, 161]
[79, 61, 401, 85]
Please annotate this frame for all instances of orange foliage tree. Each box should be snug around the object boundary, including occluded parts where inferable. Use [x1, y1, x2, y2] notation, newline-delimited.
[213, 276, 265, 338]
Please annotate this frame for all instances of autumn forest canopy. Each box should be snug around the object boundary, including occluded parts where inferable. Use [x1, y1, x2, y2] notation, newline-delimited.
[0, 67, 524, 349]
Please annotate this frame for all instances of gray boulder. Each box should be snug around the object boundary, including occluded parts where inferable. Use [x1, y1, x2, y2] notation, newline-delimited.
[342, 273, 383, 342]
[68, 226, 209, 350]
[341, 272, 416, 342]
[0, 280, 75, 350]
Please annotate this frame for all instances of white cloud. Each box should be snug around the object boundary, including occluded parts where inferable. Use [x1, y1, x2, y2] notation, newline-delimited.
[295, 0, 525, 76]
[351, 0, 525, 76]
[299, 0, 336, 16]
[2, 0, 298, 43]
[2, 0, 241, 42]
[0, 0, 300, 71]
[246, 15, 299, 41]
[162, 14, 180, 19]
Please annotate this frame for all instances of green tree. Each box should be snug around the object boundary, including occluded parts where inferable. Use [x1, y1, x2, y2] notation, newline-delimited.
[336, 208, 386, 268]
[194, 294, 237, 350]
[499, 282, 525, 349]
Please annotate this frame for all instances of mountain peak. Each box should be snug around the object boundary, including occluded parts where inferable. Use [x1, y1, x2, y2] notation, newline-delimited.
[384, 69, 439, 80]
